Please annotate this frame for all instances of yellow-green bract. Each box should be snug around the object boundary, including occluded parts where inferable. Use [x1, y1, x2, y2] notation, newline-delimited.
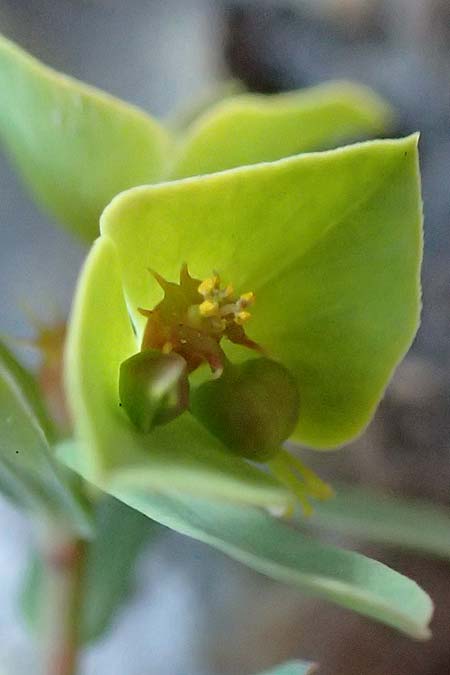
[0, 33, 393, 240]
[64, 134, 422, 505]
[0, 33, 431, 640]
[59, 136, 428, 639]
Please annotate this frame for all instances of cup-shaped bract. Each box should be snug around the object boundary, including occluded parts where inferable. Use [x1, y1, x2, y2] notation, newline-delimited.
[0, 33, 393, 241]
[65, 134, 422, 509]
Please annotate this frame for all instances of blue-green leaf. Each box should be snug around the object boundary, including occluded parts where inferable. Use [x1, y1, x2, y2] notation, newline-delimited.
[59, 443, 433, 640]
[0, 341, 90, 536]
[309, 483, 450, 560]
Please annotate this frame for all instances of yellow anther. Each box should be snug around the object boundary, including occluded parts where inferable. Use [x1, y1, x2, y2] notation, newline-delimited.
[223, 284, 234, 299]
[235, 310, 251, 325]
[198, 276, 219, 297]
[239, 292, 255, 307]
[141, 265, 260, 372]
[199, 300, 219, 317]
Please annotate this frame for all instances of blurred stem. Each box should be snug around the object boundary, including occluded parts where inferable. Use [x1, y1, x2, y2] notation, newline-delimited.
[38, 524, 86, 675]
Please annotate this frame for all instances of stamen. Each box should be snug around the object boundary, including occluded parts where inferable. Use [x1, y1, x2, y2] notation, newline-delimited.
[239, 292, 255, 307]
[268, 453, 314, 516]
[198, 275, 219, 297]
[235, 311, 251, 325]
[199, 300, 219, 317]
[268, 448, 333, 516]
[140, 265, 260, 374]
[282, 449, 334, 501]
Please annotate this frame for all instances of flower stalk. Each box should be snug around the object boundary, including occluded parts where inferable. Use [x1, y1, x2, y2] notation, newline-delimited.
[38, 524, 86, 675]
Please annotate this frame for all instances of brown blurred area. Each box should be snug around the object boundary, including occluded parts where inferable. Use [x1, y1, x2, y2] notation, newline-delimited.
[0, 1, 449, 674]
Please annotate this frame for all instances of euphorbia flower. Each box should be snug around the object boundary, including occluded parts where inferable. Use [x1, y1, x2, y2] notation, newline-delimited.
[63, 133, 422, 515]
[0, 34, 432, 639]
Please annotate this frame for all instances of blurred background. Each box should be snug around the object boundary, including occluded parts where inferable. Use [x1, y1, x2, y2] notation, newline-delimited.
[0, 1, 449, 673]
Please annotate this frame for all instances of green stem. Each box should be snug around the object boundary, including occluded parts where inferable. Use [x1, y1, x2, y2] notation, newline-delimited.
[38, 525, 86, 675]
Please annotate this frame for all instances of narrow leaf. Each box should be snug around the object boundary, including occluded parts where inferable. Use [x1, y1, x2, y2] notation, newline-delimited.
[115, 491, 433, 639]
[59, 445, 434, 641]
[0, 343, 90, 536]
[0, 340, 55, 441]
[309, 483, 450, 560]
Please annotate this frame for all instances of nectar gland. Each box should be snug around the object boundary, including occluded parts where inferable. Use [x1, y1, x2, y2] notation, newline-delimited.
[122, 264, 333, 516]
[139, 264, 261, 377]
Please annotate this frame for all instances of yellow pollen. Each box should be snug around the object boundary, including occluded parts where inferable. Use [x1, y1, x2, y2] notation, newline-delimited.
[239, 292, 255, 307]
[223, 284, 234, 299]
[198, 276, 219, 297]
[235, 310, 251, 325]
[141, 265, 260, 372]
[199, 300, 219, 317]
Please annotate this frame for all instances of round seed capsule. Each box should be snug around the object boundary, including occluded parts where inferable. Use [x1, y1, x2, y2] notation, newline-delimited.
[190, 357, 300, 461]
[119, 349, 189, 433]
